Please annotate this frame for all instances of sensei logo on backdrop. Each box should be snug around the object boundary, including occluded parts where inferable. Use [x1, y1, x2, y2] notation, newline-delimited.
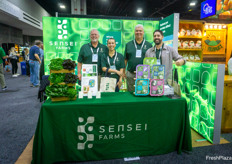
[49, 19, 78, 50]
[77, 116, 148, 150]
[77, 117, 95, 150]
[57, 19, 68, 39]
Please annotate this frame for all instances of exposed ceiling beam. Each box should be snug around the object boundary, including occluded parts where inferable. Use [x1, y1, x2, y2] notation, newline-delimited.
[148, 0, 179, 17]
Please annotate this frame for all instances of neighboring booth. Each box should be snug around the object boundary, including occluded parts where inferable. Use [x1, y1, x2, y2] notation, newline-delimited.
[178, 20, 204, 62]
[222, 75, 232, 133]
[200, 0, 232, 134]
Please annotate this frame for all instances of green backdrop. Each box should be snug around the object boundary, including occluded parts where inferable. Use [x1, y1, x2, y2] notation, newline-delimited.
[175, 62, 218, 143]
[43, 17, 159, 75]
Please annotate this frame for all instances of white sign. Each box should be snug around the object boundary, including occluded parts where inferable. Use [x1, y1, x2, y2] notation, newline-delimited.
[81, 64, 98, 96]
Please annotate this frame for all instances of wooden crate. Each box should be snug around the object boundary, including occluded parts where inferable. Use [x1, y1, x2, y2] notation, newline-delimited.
[50, 69, 74, 74]
[221, 75, 232, 133]
[51, 96, 77, 102]
[50, 82, 76, 87]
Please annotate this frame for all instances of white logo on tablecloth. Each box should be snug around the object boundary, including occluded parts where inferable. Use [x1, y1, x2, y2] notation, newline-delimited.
[77, 116, 94, 150]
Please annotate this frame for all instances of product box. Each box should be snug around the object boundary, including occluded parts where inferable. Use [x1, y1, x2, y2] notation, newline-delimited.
[151, 65, 165, 80]
[136, 65, 150, 79]
[135, 79, 150, 96]
[150, 79, 164, 96]
[143, 57, 157, 73]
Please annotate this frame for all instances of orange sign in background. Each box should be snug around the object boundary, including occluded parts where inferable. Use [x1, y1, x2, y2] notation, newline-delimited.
[202, 29, 226, 54]
[216, 0, 232, 19]
[226, 24, 232, 63]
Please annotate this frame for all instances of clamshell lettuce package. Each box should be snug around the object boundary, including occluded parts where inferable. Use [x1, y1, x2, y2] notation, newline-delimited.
[143, 57, 157, 73]
[136, 65, 150, 79]
[135, 79, 150, 96]
[151, 65, 165, 80]
[150, 79, 164, 96]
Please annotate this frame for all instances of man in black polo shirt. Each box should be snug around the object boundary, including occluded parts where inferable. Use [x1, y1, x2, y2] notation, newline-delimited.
[77, 29, 108, 89]
[124, 24, 152, 92]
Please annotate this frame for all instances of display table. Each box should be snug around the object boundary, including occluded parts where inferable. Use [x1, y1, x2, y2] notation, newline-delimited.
[32, 92, 192, 164]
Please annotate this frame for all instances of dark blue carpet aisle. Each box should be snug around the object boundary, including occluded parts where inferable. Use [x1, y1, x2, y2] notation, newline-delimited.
[0, 65, 232, 164]
[0, 68, 41, 164]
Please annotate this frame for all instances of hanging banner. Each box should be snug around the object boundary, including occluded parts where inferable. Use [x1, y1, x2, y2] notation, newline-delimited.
[200, 0, 217, 19]
[216, 0, 232, 19]
[159, 13, 179, 51]
[202, 29, 226, 54]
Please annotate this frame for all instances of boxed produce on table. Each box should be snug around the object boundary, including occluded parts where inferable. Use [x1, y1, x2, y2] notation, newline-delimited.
[135, 79, 150, 96]
[136, 65, 150, 79]
[150, 79, 164, 96]
[151, 65, 165, 79]
[143, 57, 157, 73]
[47, 58, 78, 102]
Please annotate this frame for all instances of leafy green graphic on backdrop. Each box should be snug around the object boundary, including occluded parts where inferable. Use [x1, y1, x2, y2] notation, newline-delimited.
[174, 62, 218, 143]
[43, 17, 159, 75]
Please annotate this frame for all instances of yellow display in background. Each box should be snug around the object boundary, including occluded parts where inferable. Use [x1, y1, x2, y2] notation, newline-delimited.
[202, 29, 226, 54]
[226, 24, 232, 64]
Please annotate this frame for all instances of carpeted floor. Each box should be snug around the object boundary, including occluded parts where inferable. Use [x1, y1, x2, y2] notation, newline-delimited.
[1, 64, 232, 164]
[0, 66, 41, 164]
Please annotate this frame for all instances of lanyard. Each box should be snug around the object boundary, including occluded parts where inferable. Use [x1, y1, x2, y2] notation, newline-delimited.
[155, 44, 164, 59]
[90, 47, 99, 54]
[107, 52, 118, 66]
[134, 39, 145, 50]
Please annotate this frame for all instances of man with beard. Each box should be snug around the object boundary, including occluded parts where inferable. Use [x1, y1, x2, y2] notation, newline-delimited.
[145, 30, 185, 84]
[78, 29, 108, 89]
[124, 24, 152, 92]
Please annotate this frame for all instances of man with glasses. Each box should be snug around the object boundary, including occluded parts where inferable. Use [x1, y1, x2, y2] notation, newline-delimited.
[78, 29, 108, 89]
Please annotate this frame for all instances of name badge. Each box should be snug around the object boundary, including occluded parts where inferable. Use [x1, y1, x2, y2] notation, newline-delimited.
[92, 54, 98, 62]
[110, 65, 116, 70]
[157, 59, 161, 65]
[136, 50, 142, 58]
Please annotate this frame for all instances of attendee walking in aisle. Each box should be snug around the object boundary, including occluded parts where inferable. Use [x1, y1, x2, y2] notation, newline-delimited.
[0, 46, 8, 90]
[77, 29, 108, 89]
[9, 47, 20, 77]
[145, 30, 185, 84]
[124, 24, 152, 92]
[29, 40, 42, 87]
[101, 38, 125, 92]
[25, 48, 30, 76]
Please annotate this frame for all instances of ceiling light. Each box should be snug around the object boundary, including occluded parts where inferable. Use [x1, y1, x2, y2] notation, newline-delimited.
[137, 9, 142, 13]
[190, 2, 196, 6]
[60, 5, 65, 9]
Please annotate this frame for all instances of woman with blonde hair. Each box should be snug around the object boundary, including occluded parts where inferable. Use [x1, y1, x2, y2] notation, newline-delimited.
[9, 47, 20, 77]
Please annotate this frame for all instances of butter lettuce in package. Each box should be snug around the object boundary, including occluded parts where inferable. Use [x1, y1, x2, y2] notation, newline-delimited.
[136, 65, 150, 79]
[151, 65, 165, 80]
[143, 57, 157, 73]
[135, 79, 150, 96]
[150, 79, 164, 96]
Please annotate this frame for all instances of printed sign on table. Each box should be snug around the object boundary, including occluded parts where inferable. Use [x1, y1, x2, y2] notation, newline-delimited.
[81, 64, 98, 96]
